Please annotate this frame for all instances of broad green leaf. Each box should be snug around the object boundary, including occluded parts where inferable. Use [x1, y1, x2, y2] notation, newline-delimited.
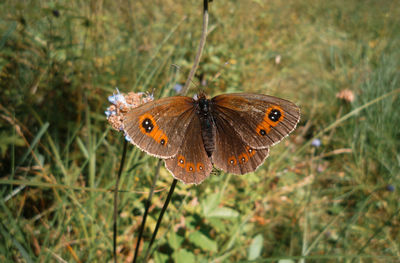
[188, 231, 218, 252]
[201, 193, 220, 215]
[154, 252, 169, 263]
[168, 231, 184, 250]
[207, 207, 239, 219]
[174, 249, 195, 263]
[248, 234, 263, 260]
[208, 218, 226, 231]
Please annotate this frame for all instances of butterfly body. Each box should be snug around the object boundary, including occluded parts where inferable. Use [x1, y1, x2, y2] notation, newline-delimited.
[196, 94, 217, 157]
[124, 93, 300, 184]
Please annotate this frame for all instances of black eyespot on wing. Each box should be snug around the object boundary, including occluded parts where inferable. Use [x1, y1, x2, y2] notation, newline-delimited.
[268, 109, 282, 122]
[142, 118, 154, 133]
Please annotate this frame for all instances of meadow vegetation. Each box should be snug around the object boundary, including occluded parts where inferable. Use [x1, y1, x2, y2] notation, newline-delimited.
[1, 0, 399, 262]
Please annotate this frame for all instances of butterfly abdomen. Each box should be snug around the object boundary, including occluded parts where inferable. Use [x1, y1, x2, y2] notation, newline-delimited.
[196, 97, 216, 157]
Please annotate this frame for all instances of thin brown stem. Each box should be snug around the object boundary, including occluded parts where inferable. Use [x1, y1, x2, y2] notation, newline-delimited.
[181, 0, 209, 95]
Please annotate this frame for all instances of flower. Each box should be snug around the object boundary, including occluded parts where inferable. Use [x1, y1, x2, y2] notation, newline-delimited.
[336, 89, 355, 103]
[173, 83, 183, 93]
[386, 184, 395, 192]
[105, 88, 153, 138]
[275, 55, 281, 65]
[311, 138, 321, 148]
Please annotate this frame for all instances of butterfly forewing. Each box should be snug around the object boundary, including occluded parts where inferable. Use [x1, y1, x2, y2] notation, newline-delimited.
[165, 115, 213, 184]
[212, 93, 300, 149]
[124, 96, 194, 158]
[212, 113, 270, 175]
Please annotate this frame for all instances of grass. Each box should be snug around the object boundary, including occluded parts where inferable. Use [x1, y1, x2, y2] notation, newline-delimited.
[1, 0, 399, 262]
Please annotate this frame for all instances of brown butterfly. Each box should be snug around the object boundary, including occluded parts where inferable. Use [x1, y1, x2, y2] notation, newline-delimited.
[123, 93, 300, 184]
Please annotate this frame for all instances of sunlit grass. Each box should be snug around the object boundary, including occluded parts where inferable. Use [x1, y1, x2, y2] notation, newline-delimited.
[1, 0, 399, 262]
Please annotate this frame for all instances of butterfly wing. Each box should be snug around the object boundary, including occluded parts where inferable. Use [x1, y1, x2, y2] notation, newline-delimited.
[211, 93, 300, 149]
[124, 96, 195, 158]
[211, 113, 270, 174]
[164, 114, 213, 184]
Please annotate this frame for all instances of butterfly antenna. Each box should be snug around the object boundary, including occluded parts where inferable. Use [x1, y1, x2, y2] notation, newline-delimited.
[149, 86, 156, 96]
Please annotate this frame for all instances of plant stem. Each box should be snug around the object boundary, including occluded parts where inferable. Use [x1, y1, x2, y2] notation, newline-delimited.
[181, 0, 210, 95]
[132, 160, 162, 263]
[113, 139, 128, 263]
[144, 179, 178, 261]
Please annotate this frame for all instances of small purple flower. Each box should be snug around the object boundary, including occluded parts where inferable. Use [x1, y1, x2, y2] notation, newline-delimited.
[173, 84, 183, 93]
[108, 88, 127, 106]
[386, 185, 395, 192]
[52, 9, 60, 18]
[104, 110, 114, 118]
[311, 138, 321, 148]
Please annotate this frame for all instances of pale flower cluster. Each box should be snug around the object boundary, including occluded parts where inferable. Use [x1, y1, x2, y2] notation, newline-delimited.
[105, 89, 153, 141]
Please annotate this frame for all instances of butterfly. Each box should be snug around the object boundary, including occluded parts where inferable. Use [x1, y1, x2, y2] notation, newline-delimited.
[123, 92, 300, 184]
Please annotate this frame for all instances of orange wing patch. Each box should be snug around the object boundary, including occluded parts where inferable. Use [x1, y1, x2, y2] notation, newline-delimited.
[256, 105, 284, 136]
[237, 146, 257, 164]
[238, 152, 249, 164]
[177, 155, 185, 168]
[138, 113, 168, 146]
[197, 163, 204, 172]
[228, 156, 237, 166]
[186, 162, 195, 172]
[246, 146, 256, 157]
[176, 156, 205, 173]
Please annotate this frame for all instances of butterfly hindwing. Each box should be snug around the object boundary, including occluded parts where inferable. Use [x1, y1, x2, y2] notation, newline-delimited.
[211, 93, 300, 149]
[211, 112, 270, 175]
[165, 115, 213, 184]
[124, 96, 194, 158]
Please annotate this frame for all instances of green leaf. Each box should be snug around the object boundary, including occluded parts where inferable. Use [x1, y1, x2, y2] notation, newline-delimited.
[208, 218, 226, 231]
[248, 234, 263, 260]
[201, 193, 220, 215]
[201, 193, 239, 219]
[154, 252, 169, 263]
[174, 249, 196, 263]
[207, 207, 239, 219]
[168, 231, 184, 250]
[188, 231, 218, 252]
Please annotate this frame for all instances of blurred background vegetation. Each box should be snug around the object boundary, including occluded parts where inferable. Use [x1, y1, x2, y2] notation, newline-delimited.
[1, 0, 399, 262]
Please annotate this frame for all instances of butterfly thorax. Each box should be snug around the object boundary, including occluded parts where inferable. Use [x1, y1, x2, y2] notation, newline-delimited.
[195, 95, 216, 158]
